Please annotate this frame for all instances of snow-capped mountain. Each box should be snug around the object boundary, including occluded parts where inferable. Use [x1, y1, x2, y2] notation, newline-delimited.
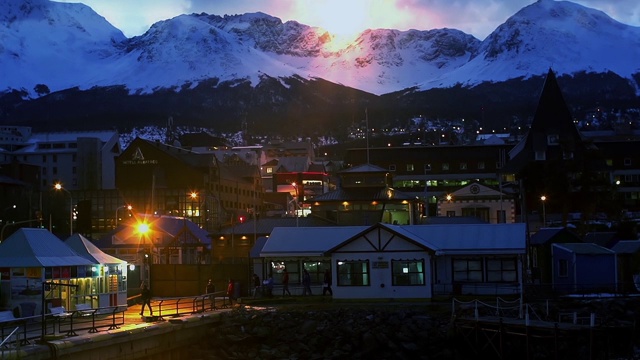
[423, 0, 640, 89]
[2, 0, 637, 98]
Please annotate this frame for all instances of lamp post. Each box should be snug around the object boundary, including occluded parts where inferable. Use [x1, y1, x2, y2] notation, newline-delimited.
[540, 195, 546, 227]
[291, 182, 300, 227]
[54, 183, 73, 236]
[115, 204, 132, 227]
[137, 222, 150, 284]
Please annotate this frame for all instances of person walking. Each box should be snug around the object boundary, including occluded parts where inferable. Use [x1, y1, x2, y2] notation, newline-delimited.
[226, 278, 235, 306]
[140, 282, 153, 316]
[322, 269, 333, 296]
[282, 268, 291, 296]
[205, 279, 215, 309]
[252, 273, 261, 298]
[302, 269, 312, 296]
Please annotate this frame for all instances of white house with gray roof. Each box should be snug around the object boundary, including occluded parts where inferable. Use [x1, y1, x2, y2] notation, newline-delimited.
[252, 222, 527, 300]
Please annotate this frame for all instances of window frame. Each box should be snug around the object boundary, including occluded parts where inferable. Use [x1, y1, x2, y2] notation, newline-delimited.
[391, 259, 425, 286]
[337, 259, 370, 286]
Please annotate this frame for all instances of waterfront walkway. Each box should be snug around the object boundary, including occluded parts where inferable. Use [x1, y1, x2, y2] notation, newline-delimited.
[0, 292, 236, 354]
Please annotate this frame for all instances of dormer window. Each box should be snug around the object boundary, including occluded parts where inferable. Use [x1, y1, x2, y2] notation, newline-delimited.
[266, 167, 273, 174]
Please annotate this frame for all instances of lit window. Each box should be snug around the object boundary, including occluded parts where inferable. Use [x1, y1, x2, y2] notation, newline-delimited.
[406, 164, 414, 172]
[392, 260, 425, 286]
[266, 167, 273, 174]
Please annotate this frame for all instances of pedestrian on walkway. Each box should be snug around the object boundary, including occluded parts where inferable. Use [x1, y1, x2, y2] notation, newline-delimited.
[282, 268, 291, 296]
[205, 279, 215, 309]
[226, 278, 235, 306]
[302, 269, 312, 296]
[140, 282, 153, 316]
[322, 269, 333, 296]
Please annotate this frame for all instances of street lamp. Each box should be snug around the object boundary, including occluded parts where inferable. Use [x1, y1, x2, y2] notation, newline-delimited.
[54, 183, 73, 236]
[137, 222, 151, 284]
[540, 195, 547, 227]
[115, 204, 132, 227]
[291, 182, 300, 227]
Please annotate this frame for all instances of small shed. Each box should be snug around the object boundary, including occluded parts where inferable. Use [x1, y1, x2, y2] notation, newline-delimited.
[529, 227, 582, 284]
[65, 234, 128, 308]
[0, 228, 94, 316]
[551, 243, 617, 294]
[610, 240, 640, 293]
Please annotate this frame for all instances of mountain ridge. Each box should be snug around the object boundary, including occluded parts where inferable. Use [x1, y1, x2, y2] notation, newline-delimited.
[0, 0, 639, 134]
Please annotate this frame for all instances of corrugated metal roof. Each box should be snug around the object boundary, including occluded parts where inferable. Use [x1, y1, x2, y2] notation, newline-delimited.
[530, 228, 567, 245]
[0, 229, 95, 267]
[219, 216, 336, 235]
[610, 240, 640, 254]
[259, 223, 526, 258]
[260, 226, 367, 257]
[384, 223, 526, 255]
[65, 234, 126, 264]
[554, 242, 614, 255]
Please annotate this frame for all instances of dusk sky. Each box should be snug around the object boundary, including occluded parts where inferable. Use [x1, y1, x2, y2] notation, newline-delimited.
[59, 0, 640, 40]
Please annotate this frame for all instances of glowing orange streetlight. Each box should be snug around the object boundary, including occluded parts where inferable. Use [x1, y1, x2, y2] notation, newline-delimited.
[54, 183, 73, 236]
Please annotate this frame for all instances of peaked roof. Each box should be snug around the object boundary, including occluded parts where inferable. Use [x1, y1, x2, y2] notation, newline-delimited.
[611, 240, 640, 254]
[65, 234, 126, 264]
[553, 242, 615, 255]
[0, 228, 94, 267]
[503, 69, 586, 173]
[339, 163, 388, 173]
[255, 223, 526, 258]
[529, 227, 582, 245]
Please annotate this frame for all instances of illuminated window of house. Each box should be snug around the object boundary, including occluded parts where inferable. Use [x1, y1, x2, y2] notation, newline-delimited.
[266, 167, 273, 174]
[337, 260, 370, 286]
[406, 164, 414, 172]
[391, 260, 425, 286]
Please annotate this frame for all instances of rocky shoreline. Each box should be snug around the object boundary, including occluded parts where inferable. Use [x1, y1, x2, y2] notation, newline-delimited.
[188, 298, 640, 360]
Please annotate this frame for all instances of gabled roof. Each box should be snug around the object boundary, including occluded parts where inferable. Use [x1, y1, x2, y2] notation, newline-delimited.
[503, 69, 586, 173]
[611, 240, 640, 254]
[340, 164, 388, 173]
[530, 227, 582, 245]
[95, 215, 211, 248]
[0, 229, 94, 267]
[256, 223, 526, 258]
[382, 223, 526, 255]
[583, 232, 620, 248]
[553, 242, 615, 255]
[65, 234, 126, 264]
[259, 226, 367, 257]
